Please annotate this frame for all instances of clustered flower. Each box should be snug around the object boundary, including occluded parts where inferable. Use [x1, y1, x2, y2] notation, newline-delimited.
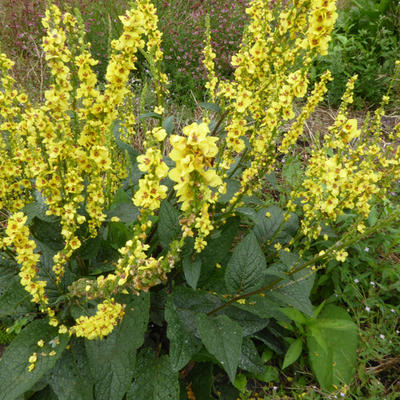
[169, 122, 223, 251]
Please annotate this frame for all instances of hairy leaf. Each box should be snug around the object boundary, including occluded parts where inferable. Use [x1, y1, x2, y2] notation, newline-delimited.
[127, 349, 179, 400]
[0, 320, 69, 400]
[196, 313, 243, 384]
[225, 232, 266, 294]
[85, 293, 150, 400]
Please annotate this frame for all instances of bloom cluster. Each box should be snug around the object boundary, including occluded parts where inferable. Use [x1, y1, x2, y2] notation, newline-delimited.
[169, 122, 222, 251]
[70, 299, 125, 340]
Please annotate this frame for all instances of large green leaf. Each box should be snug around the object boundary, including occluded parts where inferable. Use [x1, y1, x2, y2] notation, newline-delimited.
[127, 349, 179, 400]
[253, 206, 284, 242]
[238, 338, 265, 375]
[158, 200, 181, 249]
[107, 188, 139, 224]
[165, 297, 202, 372]
[190, 363, 214, 400]
[307, 305, 358, 392]
[0, 320, 69, 400]
[182, 255, 201, 290]
[222, 306, 269, 336]
[170, 287, 222, 337]
[199, 217, 240, 283]
[263, 257, 315, 316]
[196, 313, 243, 384]
[0, 276, 34, 317]
[85, 293, 150, 400]
[225, 232, 266, 294]
[49, 339, 93, 400]
[253, 206, 298, 245]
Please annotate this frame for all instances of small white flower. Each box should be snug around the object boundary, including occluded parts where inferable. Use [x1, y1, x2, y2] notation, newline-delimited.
[380, 334, 385, 340]
[370, 281, 375, 286]
[365, 306, 371, 312]
[391, 309, 395, 313]
[364, 247, 369, 252]
[354, 278, 359, 283]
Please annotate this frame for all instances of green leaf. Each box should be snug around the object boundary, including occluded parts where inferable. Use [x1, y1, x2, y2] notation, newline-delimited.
[217, 179, 241, 203]
[165, 297, 202, 372]
[30, 386, 58, 399]
[127, 349, 179, 400]
[190, 363, 213, 400]
[196, 313, 243, 384]
[85, 293, 150, 400]
[253, 207, 298, 245]
[139, 112, 162, 119]
[23, 201, 58, 224]
[268, 265, 315, 316]
[106, 221, 131, 250]
[199, 217, 240, 283]
[253, 206, 284, 242]
[170, 287, 222, 337]
[49, 339, 93, 400]
[198, 101, 221, 114]
[182, 255, 201, 289]
[307, 305, 358, 392]
[0, 320, 69, 400]
[282, 338, 303, 369]
[225, 232, 266, 294]
[163, 115, 175, 134]
[0, 277, 34, 317]
[238, 338, 265, 375]
[107, 188, 139, 224]
[280, 308, 306, 325]
[158, 200, 181, 249]
[222, 306, 269, 336]
[253, 366, 279, 383]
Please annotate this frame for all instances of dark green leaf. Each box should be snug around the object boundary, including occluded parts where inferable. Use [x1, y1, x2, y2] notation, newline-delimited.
[106, 221, 131, 249]
[253, 206, 284, 243]
[238, 338, 265, 375]
[225, 232, 266, 294]
[217, 179, 241, 203]
[222, 306, 269, 336]
[49, 339, 93, 400]
[0, 320, 69, 400]
[0, 277, 34, 318]
[270, 268, 315, 316]
[23, 201, 58, 224]
[85, 293, 150, 400]
[196, 313, 243, 384]
[307, 305, 358, 392]
[107, 188, 139, 224]
[282, 338, 302, 369]
[199, 217, 240, 284]
[165, 297, 202, 372]
[158, 200, 181, 249]
[190, 363, 213, 400]
[182, 255, 201, 290]
[29, 386, 58, 400]
[127, 349, 179, 400]
[170, 287, 222, 337]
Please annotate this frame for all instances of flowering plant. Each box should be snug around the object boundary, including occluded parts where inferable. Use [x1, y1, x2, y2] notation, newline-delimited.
[0, 0, 399, 398]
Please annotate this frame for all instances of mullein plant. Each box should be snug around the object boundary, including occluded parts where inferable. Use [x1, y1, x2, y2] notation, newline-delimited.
[0, 0, 399, 396]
